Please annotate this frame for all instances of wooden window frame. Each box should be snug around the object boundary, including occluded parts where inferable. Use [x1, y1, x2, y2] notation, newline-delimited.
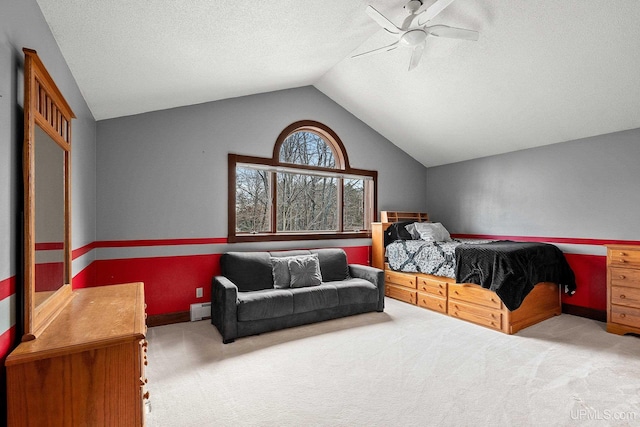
[228, 120, 377, 243]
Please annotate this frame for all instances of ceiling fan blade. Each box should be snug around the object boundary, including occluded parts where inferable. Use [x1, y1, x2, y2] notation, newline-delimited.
[408, 41, 425, 71]
[428, 24, 479, 41]
[366, 5, 401, 34]
[352, 41, 399, 59]
[417, 0, 455, 25]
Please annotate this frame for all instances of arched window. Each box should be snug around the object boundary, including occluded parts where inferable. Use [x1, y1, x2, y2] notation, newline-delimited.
[229, 120, 377, 242]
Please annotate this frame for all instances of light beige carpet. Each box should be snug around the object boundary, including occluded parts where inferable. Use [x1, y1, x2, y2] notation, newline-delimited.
[145, 298, 640, 427]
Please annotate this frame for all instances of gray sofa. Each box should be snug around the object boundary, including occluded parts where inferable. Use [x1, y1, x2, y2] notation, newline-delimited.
[211, 248, 384, 343]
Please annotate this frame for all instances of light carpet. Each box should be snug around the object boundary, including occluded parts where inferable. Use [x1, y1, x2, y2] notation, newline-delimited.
[145, 298, 640, 427]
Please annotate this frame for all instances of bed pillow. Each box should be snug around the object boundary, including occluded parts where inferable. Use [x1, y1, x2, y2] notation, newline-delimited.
[411, 222, 451, 242]
[288, 254, 323, 288]
[384, 221, 416, 246]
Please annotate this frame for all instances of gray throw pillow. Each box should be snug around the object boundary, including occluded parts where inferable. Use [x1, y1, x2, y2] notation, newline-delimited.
[288, 255, 322, 288]
[270, 257, 293, 289]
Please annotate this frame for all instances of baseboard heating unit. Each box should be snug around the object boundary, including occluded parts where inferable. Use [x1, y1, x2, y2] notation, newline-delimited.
[190, 302, 211, 321]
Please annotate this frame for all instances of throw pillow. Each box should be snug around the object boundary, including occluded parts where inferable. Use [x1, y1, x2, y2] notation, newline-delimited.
[288, 255, 322, 288]
[270, 257, 293, 289]
[412, 222, 451, 242]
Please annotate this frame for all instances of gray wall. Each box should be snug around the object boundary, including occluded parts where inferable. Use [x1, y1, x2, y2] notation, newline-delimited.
[425, 128, 640, 240]
[96, 86, 427, 242]
[0, 0, 97, 336]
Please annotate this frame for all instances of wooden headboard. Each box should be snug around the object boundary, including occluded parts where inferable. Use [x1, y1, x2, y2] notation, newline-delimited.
[381, 211, 429, 223]
[371, 211, 429, 269]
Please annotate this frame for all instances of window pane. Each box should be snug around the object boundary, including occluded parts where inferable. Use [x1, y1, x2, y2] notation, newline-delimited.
[280, 131, 336, 168]
[343, 178, 365, 231]
[235, 167, 271, 233]
[276, 172, 338, 231]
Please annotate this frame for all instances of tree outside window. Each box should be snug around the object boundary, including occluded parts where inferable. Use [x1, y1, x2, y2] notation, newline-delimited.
[229, 121, 376, 242]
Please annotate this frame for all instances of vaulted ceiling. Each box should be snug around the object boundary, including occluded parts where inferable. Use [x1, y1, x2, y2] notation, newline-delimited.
[37, 0, 640, 166]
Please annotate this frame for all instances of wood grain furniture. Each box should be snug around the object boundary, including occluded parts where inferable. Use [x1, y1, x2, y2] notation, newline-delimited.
[22, 48, 76, 341]
[606, 244, 640, 335]
[6, 283, 149, 426]
[372, 211, 562, 334]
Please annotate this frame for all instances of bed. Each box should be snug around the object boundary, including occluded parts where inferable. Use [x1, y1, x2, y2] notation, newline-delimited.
[372, 211, 576, 334]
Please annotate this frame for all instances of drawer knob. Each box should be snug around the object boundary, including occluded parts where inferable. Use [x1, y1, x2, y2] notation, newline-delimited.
[490, 298, 496, 303]
[620, 294, 626, 299]
[619, 275, 626, 279]
[618, 259, 627, 263]
[143, 391, 150, 400]
[620, 313, 626, 318]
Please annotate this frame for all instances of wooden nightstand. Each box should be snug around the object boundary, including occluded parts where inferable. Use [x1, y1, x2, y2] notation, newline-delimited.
[606, 245, 640, 335]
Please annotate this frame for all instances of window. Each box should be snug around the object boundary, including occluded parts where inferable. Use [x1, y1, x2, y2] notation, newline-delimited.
[229, 121, 377, 242]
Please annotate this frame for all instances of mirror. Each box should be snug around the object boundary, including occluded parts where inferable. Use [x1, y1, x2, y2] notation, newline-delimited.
[22, 48, 75, 341]
[34, 125, 66, 306]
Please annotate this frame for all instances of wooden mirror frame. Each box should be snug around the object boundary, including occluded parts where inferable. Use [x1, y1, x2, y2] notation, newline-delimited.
[22, 48, 75, 341]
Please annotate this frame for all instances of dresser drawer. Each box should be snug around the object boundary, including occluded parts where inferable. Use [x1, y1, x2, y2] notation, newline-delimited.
[610, 304, 640, 329]
[448, 300, 502, 331]
[608, 248, 640, 269]
[449, 283, 503, 310]
[385, 270, 417, 289]
[417, 292, 447, 313]
[417, 276, 448, 298]
[385, 283, 417, 304]
[611, 286, 640, 307]
[610, 267, 640, 289]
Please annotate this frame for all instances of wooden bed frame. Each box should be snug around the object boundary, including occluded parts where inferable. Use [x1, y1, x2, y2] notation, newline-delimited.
[372, 211, 562, 334]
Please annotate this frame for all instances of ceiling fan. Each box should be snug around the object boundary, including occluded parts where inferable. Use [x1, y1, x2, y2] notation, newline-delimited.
[353, 0, 479, 71]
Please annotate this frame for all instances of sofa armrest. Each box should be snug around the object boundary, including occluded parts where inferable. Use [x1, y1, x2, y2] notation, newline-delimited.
[211, 276, 239, 343]
[349, 264, 385, 312]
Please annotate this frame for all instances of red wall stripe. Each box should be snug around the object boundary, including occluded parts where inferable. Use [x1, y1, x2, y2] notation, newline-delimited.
[69, 234, 620, 316]
[72, 238, 229, 260]
[90, 246, 372, 316]
[562, 254, 607, 311]
[72, 241, 95, 259]
[93, 254, 221, 316]
[35, 242, 64, 250]
[0, 325, 16, 360]
[0, 277, 15, 301]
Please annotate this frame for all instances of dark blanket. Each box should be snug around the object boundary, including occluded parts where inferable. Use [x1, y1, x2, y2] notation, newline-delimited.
[455, 241, 576, 311]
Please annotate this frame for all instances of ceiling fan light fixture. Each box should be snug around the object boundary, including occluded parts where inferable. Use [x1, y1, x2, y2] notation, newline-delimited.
[401, 29, 427, 46]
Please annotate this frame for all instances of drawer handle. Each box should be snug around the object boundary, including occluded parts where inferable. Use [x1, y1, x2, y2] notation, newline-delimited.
[620, 313, 626, 318]
[618, 259, 627, 263]
[143, 391, 150, 400]
[619, 275, 626, 279]
[620, 294, 626, 299]
[490, 298, 497, 303]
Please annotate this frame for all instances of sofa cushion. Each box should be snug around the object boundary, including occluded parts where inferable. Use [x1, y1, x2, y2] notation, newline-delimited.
[311, 248, 350, 281]
[331, 278, 379, 305]
[289, 255, 322, 288]
[237, 289, 294, 321]
[221, 252, 274, 292]
[290, 285, 339, 314]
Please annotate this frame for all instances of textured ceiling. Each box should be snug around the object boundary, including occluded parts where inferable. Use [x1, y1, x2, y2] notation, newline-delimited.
[37, 0, 640, 166]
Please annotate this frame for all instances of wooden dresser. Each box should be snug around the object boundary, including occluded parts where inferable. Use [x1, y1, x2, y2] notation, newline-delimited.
[6, 283, 149, 426]
[606, 245, 640, 335]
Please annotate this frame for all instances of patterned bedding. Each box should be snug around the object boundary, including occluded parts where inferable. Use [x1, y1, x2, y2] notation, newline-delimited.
[385, 238, 496, 278]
